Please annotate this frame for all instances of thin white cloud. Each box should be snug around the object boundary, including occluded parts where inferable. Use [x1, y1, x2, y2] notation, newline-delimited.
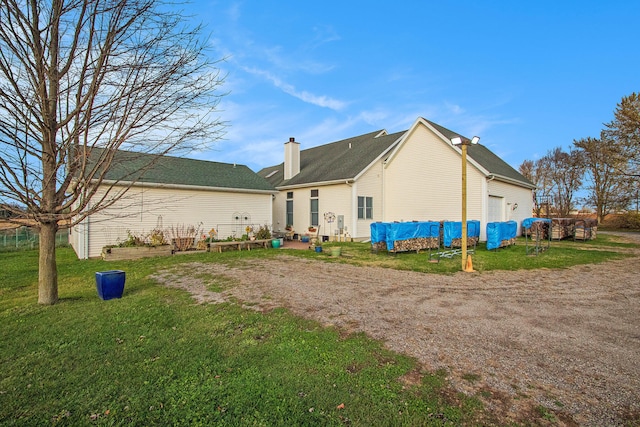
[242, 66, 346, 111]
[307, 25, 341, 50]
[263, 47, 336, 75]
[444, 102, 465, 115]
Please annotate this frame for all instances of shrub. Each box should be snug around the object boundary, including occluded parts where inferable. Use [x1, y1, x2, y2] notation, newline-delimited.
[602, 213, 640, 230]
[118, 230, 145, 247]
[148, 228, 168, 246]
[255, 224, 272, 240]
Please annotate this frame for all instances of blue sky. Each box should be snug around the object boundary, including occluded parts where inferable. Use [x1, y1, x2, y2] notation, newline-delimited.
[190, 0, 639, 173]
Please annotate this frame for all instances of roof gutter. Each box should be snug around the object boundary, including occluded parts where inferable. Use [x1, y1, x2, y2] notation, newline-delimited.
[276, 178, 355, 190]
[98, 179, 278, 195]
[487, 174, 536, 190]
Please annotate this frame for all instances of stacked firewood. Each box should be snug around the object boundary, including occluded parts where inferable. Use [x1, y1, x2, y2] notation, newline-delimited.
[529, 221, 550, 240]
[448, 237, 479, 248]
[499, 237, 517, 248]
[372, 241, 387, 252]
[551, 218, 574, 240]
[574, 218, 598, 240]
[392, 237, 439, 253]
[574, 227, 591, 240]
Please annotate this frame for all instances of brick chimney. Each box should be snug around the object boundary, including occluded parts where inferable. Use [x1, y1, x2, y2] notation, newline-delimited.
[284, 137, 300, 180]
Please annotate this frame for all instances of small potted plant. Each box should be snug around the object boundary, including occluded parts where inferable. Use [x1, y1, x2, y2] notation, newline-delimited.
[312, 238, 322, 253]
[308, 226, 317, 233]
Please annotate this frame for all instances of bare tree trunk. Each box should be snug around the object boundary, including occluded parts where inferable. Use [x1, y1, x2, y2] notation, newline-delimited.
[597, 208, 605, 225]
[38, 222, 58, 305]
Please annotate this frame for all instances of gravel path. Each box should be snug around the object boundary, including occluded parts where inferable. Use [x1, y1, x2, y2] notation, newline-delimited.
[151, 232, 640, 426]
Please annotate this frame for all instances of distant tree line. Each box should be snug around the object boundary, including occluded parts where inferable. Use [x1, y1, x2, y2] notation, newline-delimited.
[519, 92, 640, 224]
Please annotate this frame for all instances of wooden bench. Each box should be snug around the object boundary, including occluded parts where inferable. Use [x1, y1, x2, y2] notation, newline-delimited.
[209, 239, 272, 253]
[244, 239, 272, 250]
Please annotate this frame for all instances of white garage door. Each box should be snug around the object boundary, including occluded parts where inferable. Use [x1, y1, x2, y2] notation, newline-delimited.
[488, 195, 504, 222]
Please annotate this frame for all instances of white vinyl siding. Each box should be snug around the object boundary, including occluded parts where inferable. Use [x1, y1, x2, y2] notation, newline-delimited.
[383, 124, 484, 223]
[321, 184, 354, 237]
[354, 160, 384, 237]
[73, 184, 272, 259]
[488, 179, 534, 234]
[282, 183, 352, 237]
[272, 191, 288, 233]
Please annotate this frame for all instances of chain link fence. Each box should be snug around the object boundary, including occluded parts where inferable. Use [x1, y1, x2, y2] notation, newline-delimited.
[0, 227, 69, 252]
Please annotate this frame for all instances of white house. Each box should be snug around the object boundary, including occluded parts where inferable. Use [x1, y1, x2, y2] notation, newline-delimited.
[70, 151, 276, 259]
[258, 117, 535, 241]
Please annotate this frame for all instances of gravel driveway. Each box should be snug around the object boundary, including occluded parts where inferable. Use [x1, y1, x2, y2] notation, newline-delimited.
[152, 232, 640, 426]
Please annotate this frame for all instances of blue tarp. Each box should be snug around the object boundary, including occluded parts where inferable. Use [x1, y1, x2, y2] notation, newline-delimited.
[522, 217, 551, 229]
[386, 222, 440, 251]
[486, 221, 518, 250]
[370, 222, 387, 244]
[442, 220, 481, 247]
[370, 221, 439, 251]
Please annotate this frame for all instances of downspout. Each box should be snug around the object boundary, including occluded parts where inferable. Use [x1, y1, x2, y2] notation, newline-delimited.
[84, 214, 90, 259]
[381, 162, 386, 222]
[481, 176, 492, 241]
[345, 180, 355, 238]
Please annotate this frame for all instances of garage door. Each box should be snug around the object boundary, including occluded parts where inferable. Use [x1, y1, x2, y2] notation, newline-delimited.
[488, 196, 504, 222]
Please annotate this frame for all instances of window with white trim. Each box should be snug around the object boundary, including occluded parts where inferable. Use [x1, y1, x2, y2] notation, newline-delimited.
[286, 192, 293, 227]
[358, 196, 373, 219]
[310, 189, 319, 226]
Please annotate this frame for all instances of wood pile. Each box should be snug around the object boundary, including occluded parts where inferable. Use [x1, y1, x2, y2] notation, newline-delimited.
[391, 237, 439, 253]
[551, 218, 574, 240]
[574, 218, 597, 240]
[448, 237, 479, 248]
[498, 237, 517, 248]
[529, 221, 550, 240]
[574, 227, 592, 240]
[372, 241, 387, 252]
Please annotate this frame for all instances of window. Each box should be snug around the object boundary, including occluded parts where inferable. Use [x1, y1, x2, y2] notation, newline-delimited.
[287, 191, 293, 199]
[358, 196, 373, 219]
[286, 200, 293, 227]
[310, 189, 319, 226]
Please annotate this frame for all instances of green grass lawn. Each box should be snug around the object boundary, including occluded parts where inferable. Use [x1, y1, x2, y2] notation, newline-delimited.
[0, 233, 636, 426]
[287, 233, 634, 274]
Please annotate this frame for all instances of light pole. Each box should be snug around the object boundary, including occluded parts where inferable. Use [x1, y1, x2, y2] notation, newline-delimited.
[451, 135, 480, 272]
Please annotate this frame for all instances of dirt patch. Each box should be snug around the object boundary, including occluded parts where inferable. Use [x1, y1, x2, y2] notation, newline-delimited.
[151, 233, 640, 426]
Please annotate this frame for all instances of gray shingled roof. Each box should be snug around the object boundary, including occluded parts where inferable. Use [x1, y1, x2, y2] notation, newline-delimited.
[258, 130, 404, 187]
[89, 148, 275, 192]
[258, 118, 533, 189]
[424, 119, 534, 187]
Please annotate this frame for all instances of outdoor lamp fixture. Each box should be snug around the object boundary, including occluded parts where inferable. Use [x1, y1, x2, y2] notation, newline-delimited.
[451, 135, 480, 272]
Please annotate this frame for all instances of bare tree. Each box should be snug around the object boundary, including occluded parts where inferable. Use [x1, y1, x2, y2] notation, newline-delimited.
[0, 0, 226, 304]
[519, 159, 542, 217]
[521, 155, 558, 217]
[573, 133, 632, 223]
[537, 147, 584, 217]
